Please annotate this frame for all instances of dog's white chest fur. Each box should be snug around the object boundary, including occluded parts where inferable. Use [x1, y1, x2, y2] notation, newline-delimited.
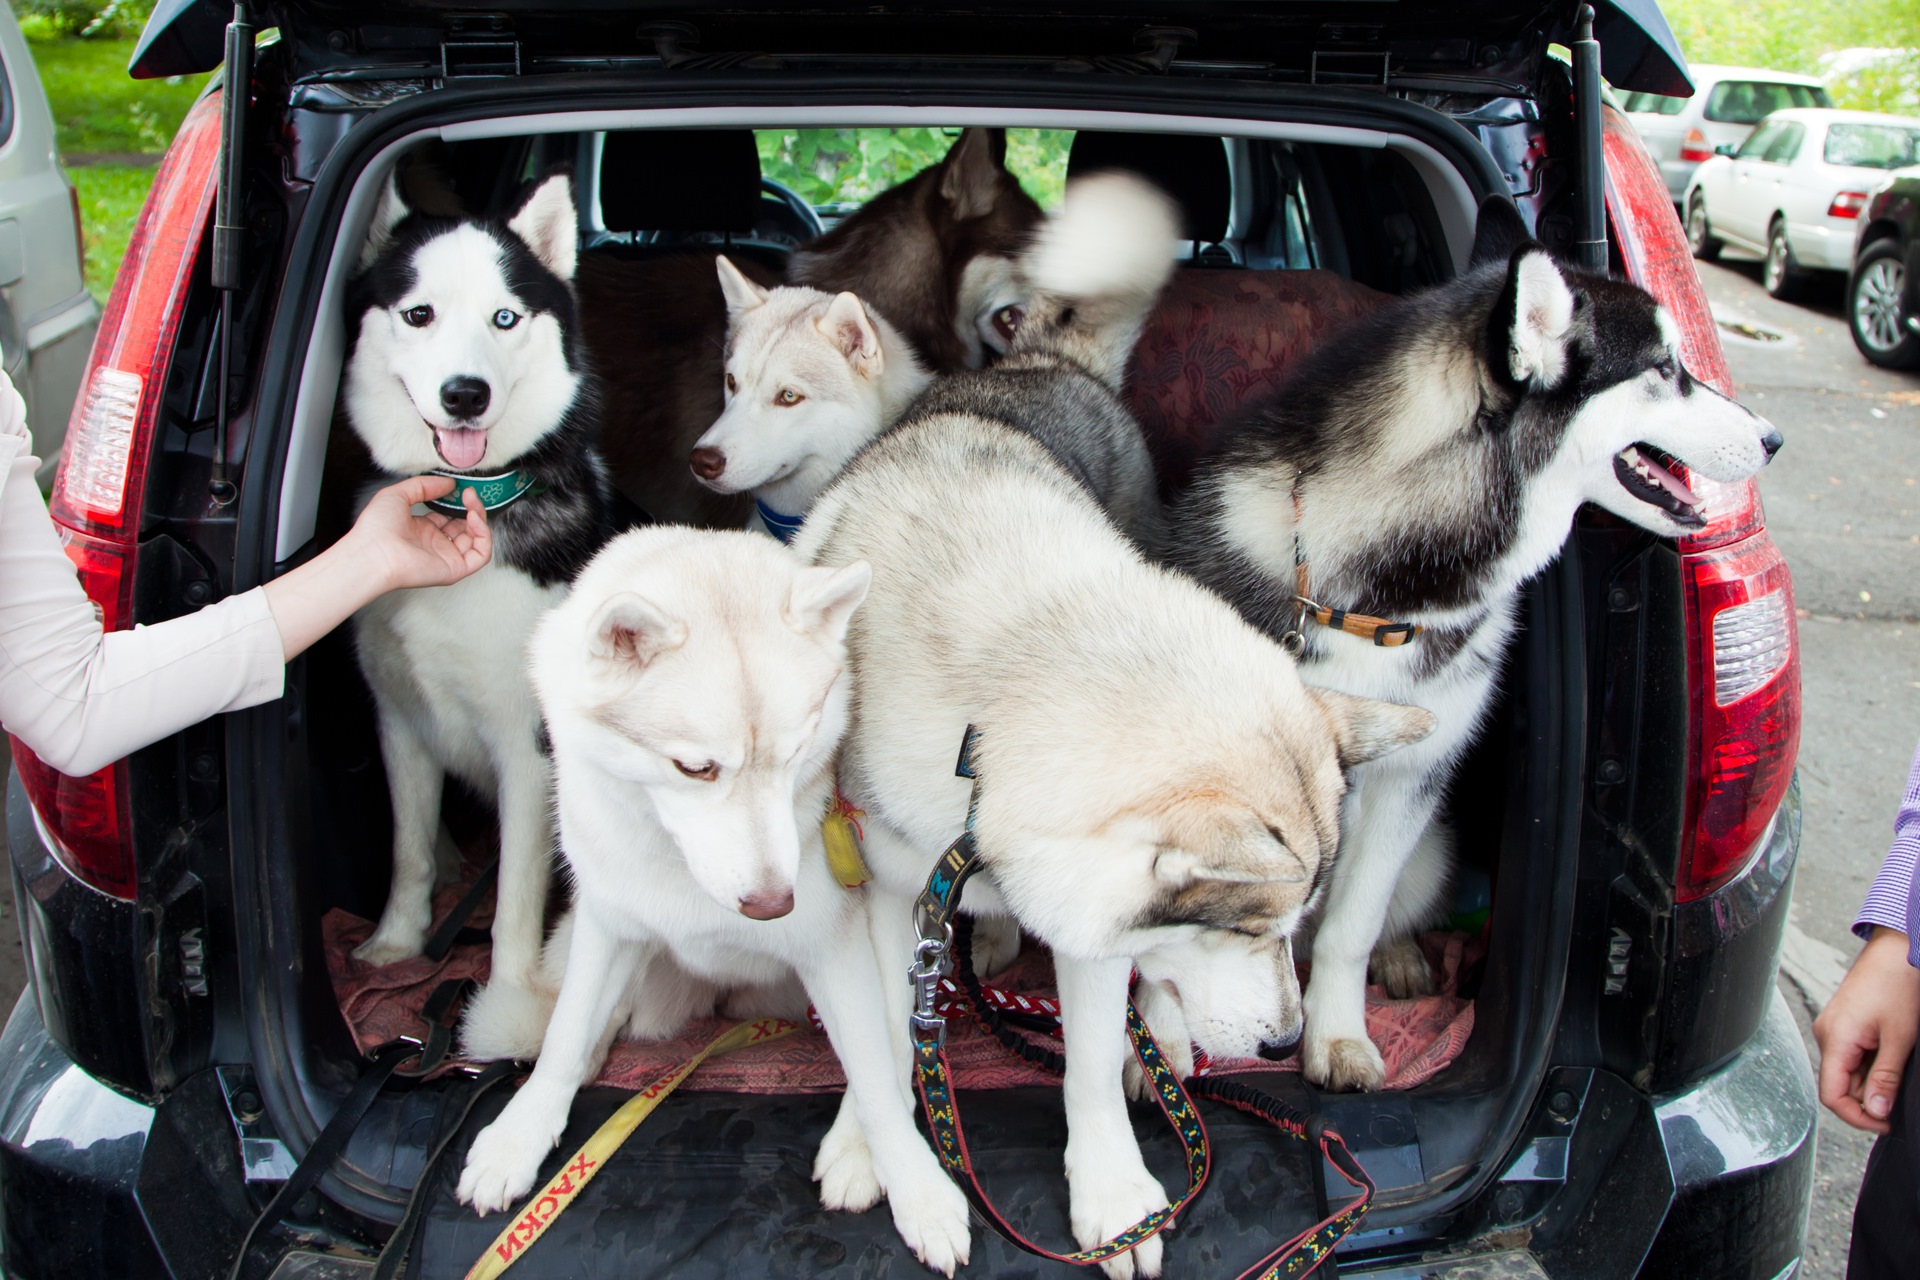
[354, 559, 560, 788]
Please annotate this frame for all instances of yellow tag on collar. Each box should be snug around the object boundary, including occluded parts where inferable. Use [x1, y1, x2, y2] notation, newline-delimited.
[823, 790, 873, 888]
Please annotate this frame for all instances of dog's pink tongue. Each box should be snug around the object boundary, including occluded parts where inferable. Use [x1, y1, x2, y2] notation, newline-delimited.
[435, 427, 487, 470]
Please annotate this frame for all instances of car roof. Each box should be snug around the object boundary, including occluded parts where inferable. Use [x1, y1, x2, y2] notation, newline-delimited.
[1685, 64, 1829, 88]
[1762, 107, 1920, 128]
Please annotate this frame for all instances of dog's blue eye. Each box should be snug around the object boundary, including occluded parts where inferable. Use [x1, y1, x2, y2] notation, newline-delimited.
[1654, 357, 1678, 380]
[493, 309, 520, 330]
[401, 305, 434, 327]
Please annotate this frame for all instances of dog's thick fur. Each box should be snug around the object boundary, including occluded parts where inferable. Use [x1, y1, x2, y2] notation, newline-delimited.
[454, 530, 973, 1274]
[1165, 197, 1783, 1091]
[582, 128, 1044, 527]
[689, 261, 932, 535]
[794, 174, 1434, 1279]
[344, 171, 621, 993]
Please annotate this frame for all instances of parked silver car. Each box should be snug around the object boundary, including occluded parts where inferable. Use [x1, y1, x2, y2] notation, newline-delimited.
[1623, 64, 1833, 204]
[0, 6, 99, 480]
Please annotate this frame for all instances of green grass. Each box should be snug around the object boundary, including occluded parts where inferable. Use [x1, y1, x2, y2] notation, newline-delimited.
[18, 21, 209, 300]
[70, 164, 150, 305]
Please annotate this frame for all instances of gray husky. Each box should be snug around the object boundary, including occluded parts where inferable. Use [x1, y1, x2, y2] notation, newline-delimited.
[795, 173, 1434, 1279]
[1165, 197, 1783, 1091]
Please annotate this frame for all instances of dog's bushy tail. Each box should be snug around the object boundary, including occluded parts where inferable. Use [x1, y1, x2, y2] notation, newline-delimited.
[1014, 171, 1180, 391]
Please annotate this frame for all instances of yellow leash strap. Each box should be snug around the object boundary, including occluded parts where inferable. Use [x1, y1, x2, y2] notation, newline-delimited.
[463, 1015, 802, 1280]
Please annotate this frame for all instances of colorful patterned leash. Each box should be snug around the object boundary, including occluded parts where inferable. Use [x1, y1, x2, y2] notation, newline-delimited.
[463, 1015, 802, 1280]
[910, 727, 1212, 1267]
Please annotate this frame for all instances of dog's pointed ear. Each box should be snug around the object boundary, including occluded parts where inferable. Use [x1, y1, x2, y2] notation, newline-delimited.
[1311, 689, 1436, 770]
[817, 292, 885, 375]
[508, 171, 579, 282]
[787, 560, 872, 642]
[1153, 845, 1310, 887]
[1469, 194, 1534, 269]
[939, 127, 1004, 222]
[716, 255, 769, 317]
[1499, 246, 1578, 388]
[588, 592, 686, 668]
[360, 173, 411, 268]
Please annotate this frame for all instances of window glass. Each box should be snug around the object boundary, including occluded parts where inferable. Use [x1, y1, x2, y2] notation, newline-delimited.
[753, 128, 1073, 210]
[1705, 81, 1828, 124]
[1764, 122, 1806, 163]
[1823, 123, 1920, 169]
[1624, 92, 1687, 116]
[1736, 120, 1785, 160]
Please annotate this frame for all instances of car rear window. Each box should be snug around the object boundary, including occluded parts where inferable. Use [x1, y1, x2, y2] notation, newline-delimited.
[1622, 91, 1686, 116]
[756, 128, 1073, 209]
[1704, 80, 1832, 124]
[1823, 122, 1920, 169]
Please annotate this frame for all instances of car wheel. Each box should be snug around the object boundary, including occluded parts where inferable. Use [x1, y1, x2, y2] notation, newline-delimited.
[1848, 239, 1920, 369]
[1763, 220, 1807, 301]
[1687, 195, 1721, 261]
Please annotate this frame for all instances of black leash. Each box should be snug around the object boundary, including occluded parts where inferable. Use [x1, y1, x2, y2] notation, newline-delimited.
[923, 726, 1376, 1278]
[370, 1058, 519, 1280]
[422, 859, 500, 961]
[226, 978, 480, 1280]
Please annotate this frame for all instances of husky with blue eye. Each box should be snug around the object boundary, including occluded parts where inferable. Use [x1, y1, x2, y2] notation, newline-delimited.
[341, 167, 622, 997]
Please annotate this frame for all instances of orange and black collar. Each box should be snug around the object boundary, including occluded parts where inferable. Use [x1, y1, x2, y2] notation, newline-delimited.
[1280, 476, 1424, 652]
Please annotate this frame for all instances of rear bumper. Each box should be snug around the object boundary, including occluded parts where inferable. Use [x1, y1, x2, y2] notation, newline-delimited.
[1786, 219, 1856, 272]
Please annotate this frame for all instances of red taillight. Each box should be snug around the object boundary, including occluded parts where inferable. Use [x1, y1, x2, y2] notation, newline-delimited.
[1679, 127, 1714, 163]
[1827, 191, 1869, 218]
[1603, 104, 1801, 902]
[1677, 538, 1800, 901]
[12, 92, 221, 902]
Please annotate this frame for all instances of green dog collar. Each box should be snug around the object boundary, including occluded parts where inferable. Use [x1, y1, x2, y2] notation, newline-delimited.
[423, 470, 547, 515]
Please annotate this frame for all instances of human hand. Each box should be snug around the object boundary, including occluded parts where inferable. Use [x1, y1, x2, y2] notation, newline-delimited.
[346, 475, 492, 592]
[1814, 926, 1920, 1134]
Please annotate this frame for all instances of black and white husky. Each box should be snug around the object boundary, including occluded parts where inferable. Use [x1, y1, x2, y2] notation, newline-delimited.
[343, 169, 622, 996]
[1164, 197, 1782, 1091]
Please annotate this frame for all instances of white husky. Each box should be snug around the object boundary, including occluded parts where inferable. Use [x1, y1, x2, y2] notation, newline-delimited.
[687, 258, 932, 543]
[454, 528, 972, 1275]
[344, 170, 621, 993]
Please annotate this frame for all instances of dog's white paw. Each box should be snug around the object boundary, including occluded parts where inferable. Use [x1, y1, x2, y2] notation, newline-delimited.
[970, 915, 1022, 978]
[813, 1116, 883, 1213]
[1301, 1029, 1386, 1092]
[1368, 936, 1434, 999]
[456, 1116, 556, 1216]
[351, 928, 425, 968]
[1067, 1158, 1168, 1280]
[885, 1164, 971, 1276]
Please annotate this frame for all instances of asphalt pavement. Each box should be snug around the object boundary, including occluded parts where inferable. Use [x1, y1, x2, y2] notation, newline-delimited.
[1696, 251, 1920, 1280]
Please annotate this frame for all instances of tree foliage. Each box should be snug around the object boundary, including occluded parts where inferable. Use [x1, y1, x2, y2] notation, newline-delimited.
[1662, 0, 1920, 113]
[755, 128, 1072, 209]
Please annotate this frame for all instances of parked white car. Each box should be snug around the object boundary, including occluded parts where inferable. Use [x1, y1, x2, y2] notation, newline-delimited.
[1683, 107, 1920, 300]
[1623, 65, 1832, 204]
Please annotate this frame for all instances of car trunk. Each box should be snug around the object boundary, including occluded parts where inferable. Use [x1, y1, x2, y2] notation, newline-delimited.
[172, 56, 1622, 1272]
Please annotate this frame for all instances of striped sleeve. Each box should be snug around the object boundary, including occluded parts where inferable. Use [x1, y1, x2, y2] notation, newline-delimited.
[1853, 738, 1920, 968]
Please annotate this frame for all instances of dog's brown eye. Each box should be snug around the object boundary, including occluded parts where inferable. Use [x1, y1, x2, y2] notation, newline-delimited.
[674, 759, 720, 781]
[993, 305, 1024, 341]
[775, 388, 804, 407]
[401, 304, 434, 327]
[725, 373, 738, 395]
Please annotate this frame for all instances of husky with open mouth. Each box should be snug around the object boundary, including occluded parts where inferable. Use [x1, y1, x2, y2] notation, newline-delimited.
[342, 168, 623, 996]
[1164, 196, 1783, 1092]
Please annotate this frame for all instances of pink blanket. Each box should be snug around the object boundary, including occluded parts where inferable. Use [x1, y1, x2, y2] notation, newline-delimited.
[325, 882, 1476, 1094]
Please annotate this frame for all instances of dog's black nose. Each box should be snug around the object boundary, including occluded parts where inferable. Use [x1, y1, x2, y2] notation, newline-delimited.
[1256, 1030, 1302, 1062]
[440, 376, 491, 420]
[1761, 430, 1784, 460]
[689, 446, 727, 481]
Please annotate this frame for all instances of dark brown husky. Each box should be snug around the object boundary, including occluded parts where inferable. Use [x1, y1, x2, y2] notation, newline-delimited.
[579, 128, 1044, 527]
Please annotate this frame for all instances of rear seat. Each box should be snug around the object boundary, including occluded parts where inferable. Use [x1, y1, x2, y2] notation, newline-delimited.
[1127, 269, 1389, 490]
[1068, 130, 1234, 264]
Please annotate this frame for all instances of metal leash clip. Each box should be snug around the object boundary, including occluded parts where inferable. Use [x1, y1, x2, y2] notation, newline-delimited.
[909, 932, 952, 1048]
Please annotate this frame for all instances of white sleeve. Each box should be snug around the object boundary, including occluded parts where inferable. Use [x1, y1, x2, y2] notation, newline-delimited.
[0, 388, 287, 778]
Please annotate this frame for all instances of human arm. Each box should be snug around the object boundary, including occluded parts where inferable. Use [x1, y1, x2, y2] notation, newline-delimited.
[1814, 742, 1920, 1134]
[0, 375, 488, 776]
[262, 475, 490, 661]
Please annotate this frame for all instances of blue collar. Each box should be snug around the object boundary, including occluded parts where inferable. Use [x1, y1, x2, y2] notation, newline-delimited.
[756, 499, 806, 545]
